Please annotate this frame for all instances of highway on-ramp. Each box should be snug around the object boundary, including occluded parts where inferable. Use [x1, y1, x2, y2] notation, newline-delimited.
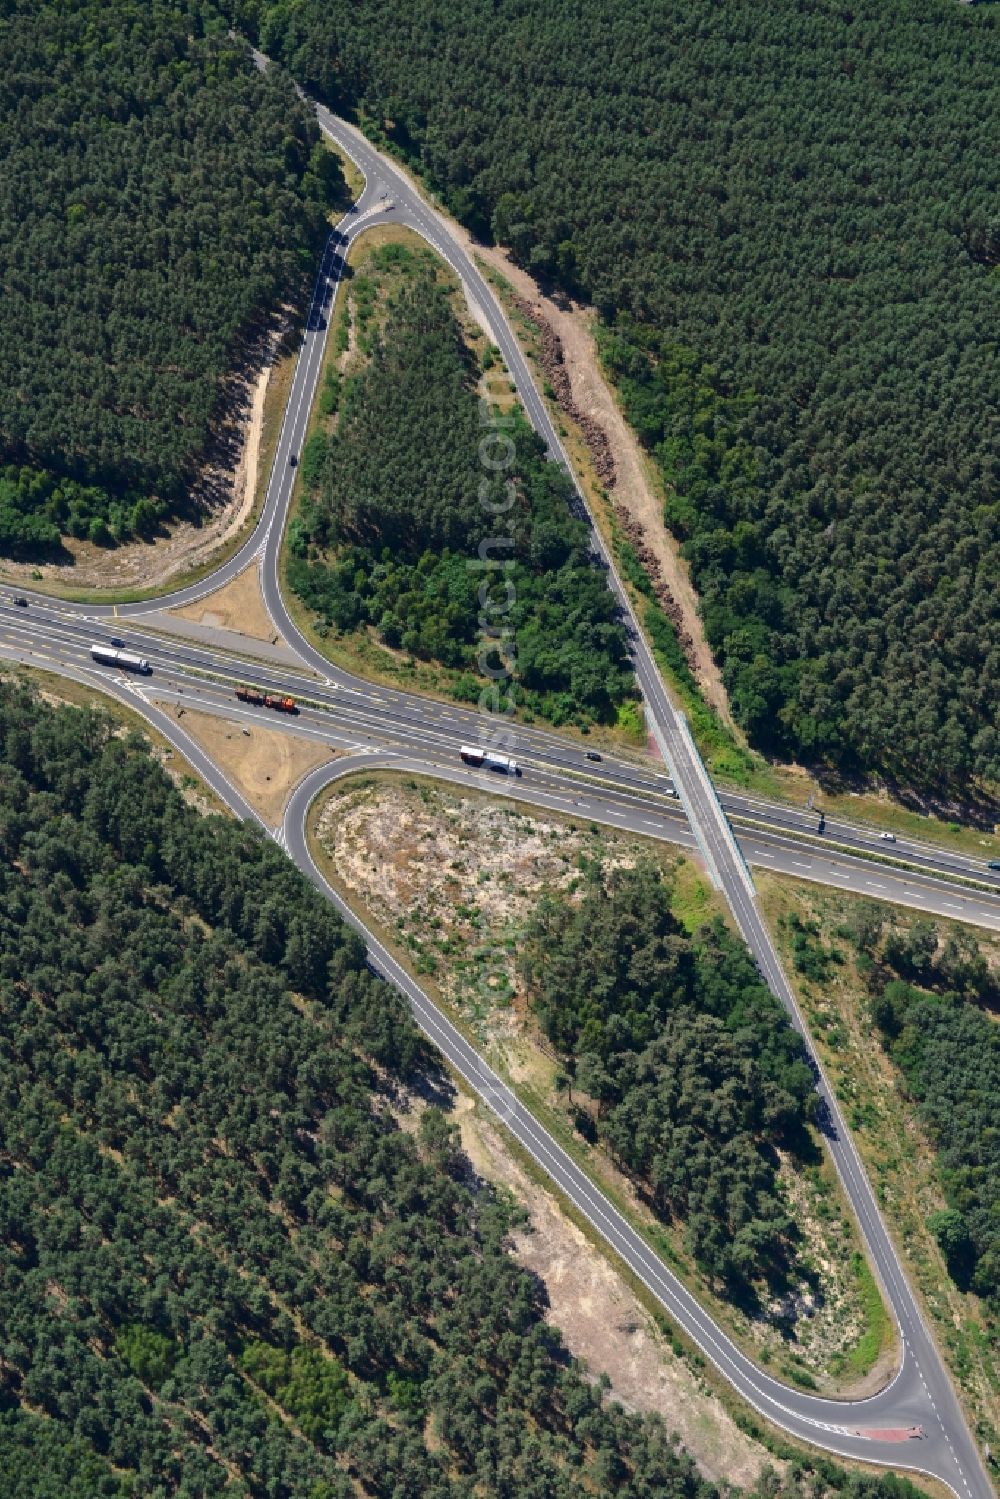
[1, 42, 994, 1498]
[2, 606, 998, 938]
[9, 633, 992, 1490]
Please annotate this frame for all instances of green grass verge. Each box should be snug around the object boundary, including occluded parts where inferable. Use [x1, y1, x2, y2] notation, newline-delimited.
[829, 1254, 893, 1383]
[306, 770, 894, 1397]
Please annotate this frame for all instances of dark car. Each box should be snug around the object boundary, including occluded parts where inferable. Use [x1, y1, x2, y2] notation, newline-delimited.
[110, 637, 124, 648]
[13, 596, 27, 607]
[989, 861, 1000, 872]
[289, 453, 298, 468]
[586, 750, 602, 762]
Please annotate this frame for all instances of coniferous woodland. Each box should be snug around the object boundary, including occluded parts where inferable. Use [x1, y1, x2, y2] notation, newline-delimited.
[0, 0, 337, 550]
[833, 908, 1000, 1312]
[229, 0, 1000, 796]
[520, 864, 817, 1294]
[0, 679, 928, 1499]
[290, 268, 635, 726]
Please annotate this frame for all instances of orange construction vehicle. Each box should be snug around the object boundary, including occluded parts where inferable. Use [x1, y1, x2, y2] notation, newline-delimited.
[235, 685, 297, 713]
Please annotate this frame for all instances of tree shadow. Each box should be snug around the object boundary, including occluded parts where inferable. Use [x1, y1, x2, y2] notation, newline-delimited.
[808, 761, 999, 832]
[406, 1052, 458, 1114]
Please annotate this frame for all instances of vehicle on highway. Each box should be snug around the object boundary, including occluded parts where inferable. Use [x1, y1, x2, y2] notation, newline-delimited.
[880, 831, 896, 842]
[817, 814, 826, 833]
[586, 750, 602, 761]
[289, 453, 297, 467]
[235, 684, 297, 713]
[13, 596, 27, 607]
[110, 637, 124, 648]
[90, 644, 150, 674]
[988, 860, 1000, 871]
[460, 744, 520, 777]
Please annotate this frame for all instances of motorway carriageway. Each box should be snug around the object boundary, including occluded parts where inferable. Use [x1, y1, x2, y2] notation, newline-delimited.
[3, 613, 999, 936]
[2, 594, 998, 895]
[2, 59, 995, 1492]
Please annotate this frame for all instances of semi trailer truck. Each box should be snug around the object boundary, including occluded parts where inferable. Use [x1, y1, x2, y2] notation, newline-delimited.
[460, 745, 520, 776]
[90, 644, 150, 674]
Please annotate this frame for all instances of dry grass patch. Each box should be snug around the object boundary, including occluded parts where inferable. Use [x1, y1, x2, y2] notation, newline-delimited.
[157, 705, 337, 825]
[756, 871, 1000, 1449]
[314, 773, 660, 1024]
[170, 562, 282, 646]
[452, 1094, 778, 1488]
[312, 771, 885, 1391]
[467, 243, 733, 728]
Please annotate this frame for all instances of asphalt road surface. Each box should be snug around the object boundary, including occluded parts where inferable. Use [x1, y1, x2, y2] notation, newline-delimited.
[11, 636, 992, 1491]
[2, 609, 998, 937]
[1, 40, 994, 1497]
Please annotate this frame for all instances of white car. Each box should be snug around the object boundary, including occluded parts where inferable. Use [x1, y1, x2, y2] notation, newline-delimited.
[879, 832, 896, 842]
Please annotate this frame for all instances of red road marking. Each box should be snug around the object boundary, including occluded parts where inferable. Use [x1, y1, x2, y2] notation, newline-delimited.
[852, 1427, 924, 1442]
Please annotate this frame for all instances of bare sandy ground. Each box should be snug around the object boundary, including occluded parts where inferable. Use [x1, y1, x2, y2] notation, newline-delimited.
[170, 562, 283, 646]
[320, 777, 881, 1389]
[428, 1091, 777, 1487]
[455, 229, 734, 727]
[154, 705, 336, 825]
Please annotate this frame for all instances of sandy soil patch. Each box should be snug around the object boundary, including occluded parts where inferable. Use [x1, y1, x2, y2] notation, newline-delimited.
[455, 231, 733, 725]
[156, 706, 336, 826]
[389, 1077, 774, 1484]
[318, 775, 887, 1390]
[453, 1096, 776, 1487]
[170, 562, 282, 645]
[758, 872, 999, 1437]
[0, 326, 278, 595]
[316, 777, 652, 1021]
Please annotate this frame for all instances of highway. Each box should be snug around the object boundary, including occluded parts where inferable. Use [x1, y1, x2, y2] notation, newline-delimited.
[3, 601, 999, 936]
[1, 42, 994, 1498]
[15, 634, 982, 1490]
[285, 757, 965, 1487]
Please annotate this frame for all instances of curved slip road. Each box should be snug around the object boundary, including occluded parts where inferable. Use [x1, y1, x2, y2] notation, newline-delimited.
[282, 757, 982, 1492]
[3, 39, 994, 1497]
[4, 605, 999, 936]
[14, 638, 993, 1499]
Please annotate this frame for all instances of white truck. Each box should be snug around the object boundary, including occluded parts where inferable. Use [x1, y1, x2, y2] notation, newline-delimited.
[90, 644, 151, 674]
[460, 745, 520, 777]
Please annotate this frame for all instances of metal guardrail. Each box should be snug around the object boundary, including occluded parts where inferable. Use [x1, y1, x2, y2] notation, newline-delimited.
[674, 709, 757, 899]
[642, 702, 726, 890]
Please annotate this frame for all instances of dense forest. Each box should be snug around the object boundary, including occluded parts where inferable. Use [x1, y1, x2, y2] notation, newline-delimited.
[0, 678, 927, 1499]
[0, 0, 338, 550]
[836, 908, 1000, 1314]
[230, 0, 1000, 796]
[289, 260, 634, 726]
[519, 862, 817, 1293]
